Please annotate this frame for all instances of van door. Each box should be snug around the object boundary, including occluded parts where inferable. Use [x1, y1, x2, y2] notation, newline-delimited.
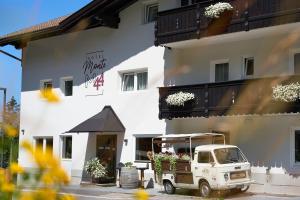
[192, 151, 217, 187]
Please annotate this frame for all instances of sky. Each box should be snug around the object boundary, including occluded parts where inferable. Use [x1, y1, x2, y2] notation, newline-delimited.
[0, 0, 92, 106]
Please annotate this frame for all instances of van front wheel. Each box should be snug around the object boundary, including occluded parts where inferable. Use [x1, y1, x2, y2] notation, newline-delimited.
[163, 181, 175, 194]
[199, 181, 211, 197]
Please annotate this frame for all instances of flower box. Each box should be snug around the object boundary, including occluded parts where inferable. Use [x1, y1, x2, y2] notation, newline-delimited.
[206, 10, 233, 36]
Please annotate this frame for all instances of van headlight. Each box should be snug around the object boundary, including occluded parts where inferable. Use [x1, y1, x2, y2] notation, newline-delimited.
[224, 173, 229, 182]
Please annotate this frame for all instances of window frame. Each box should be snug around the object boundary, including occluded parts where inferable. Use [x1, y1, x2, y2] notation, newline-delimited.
[144, 2, 158, 24]
[61, 136, 72, 160]
[210, 59, 229, 83]
[197, 151, 214, 163]
[243, 56, 254, 79]
[34, 136, 53, 153]
[120, 70, 148, 92]
[60, 77, 73, 97]
[40, 79, 53, 90]
[134, 134, 161, 163]
[289, 48, 300, 75]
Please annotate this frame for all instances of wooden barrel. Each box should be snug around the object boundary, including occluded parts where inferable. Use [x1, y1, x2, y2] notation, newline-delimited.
[120, 167, 139, 188]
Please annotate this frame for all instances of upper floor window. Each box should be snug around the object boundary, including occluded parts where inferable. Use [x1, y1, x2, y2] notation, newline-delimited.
[121, 71, 148, 92]
[215, 63, 229, 82]
[41, 80, 53, 89]
[294, 53, 300, 74]
[144, 3, 158, 23]
[61, 77, 73, 96]
[244, 57, 254, 78]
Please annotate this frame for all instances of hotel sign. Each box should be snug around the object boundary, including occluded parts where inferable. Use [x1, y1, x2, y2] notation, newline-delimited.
[82, 51, 106, 96]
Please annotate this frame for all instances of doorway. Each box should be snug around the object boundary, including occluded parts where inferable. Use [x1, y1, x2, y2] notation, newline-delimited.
[96, 134, 117, 183]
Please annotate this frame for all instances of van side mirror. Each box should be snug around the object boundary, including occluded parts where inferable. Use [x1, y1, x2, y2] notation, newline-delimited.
[210, 162, 215, 167]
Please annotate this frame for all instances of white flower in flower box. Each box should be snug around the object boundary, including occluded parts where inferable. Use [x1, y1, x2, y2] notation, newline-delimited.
[205, 2, 233, 18]
[166, 91, 195, 106]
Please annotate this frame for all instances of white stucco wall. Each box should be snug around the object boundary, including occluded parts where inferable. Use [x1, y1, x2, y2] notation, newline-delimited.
[18, 0, 300, 188]
[19, 1, 166, 183]
[164, 28, 300, 86]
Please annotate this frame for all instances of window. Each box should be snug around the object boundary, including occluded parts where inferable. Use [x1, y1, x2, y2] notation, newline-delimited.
[34, 137, 53, 153]
[41, 80, 53, 89]
[215, 63, 229, 82]
[137, 72, 148, 90]
[122, 73, 134, 91]
[121, 71, 148, 92]
[294, 53, 300, 74]
[145, 3, 158, 23]
[244, 57, 254, 78]
[295, 131, 300, 163]
[135, 137, 161, 161]
[64, 79, 73, 96]
[198, 152, 214, 163]
[61, 136, 72, 159]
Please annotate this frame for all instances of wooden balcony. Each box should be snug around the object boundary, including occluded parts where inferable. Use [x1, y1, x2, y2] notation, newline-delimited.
[159, 75, 300, 119]
[155, 0, 300, 45]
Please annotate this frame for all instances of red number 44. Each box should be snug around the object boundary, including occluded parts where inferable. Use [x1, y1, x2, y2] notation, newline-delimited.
[93, 74, 104, 90]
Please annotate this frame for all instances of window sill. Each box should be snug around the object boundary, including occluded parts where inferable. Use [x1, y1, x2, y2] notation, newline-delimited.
[135, 160, 151, 163]
[120, 89, 148, 94]
[61, 158, 72, 161]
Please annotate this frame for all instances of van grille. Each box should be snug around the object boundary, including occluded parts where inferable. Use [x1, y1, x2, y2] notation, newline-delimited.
[230, 171, 246, 180]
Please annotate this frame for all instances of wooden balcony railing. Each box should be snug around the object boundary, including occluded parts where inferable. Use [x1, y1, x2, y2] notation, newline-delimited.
[155, 0, 300, 45]
[159, 75, 300, 119]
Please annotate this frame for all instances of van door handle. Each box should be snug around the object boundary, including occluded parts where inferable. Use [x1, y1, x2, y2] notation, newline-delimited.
[195, 167, 198, 170]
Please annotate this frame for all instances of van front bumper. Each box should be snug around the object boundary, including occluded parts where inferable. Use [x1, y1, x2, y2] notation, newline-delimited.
[214, 180, 255, 190]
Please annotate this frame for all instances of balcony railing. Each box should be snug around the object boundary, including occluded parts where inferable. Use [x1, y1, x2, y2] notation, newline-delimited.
[155, 0, 300, 45]
[159, 75, 300, 119]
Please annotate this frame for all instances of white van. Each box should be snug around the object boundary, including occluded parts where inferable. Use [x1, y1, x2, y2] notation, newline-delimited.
[152, 133, 254, 197]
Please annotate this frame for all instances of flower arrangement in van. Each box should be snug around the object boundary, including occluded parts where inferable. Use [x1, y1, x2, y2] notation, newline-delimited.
[272, 82, 300, 102]
[205, 2, 233, 18]
[151, 152, 191, 177]
[166, 91, 195, 106]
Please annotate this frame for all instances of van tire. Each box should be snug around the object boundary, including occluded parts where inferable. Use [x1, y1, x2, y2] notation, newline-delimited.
[239, 185, 250, 193]
[163, 180, 175, 194]
[199, 181, 211, 198]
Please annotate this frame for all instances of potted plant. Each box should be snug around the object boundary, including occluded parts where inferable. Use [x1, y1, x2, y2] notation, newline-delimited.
[120, 162, 139, 188]
[85, 157, 107, 183]
[165, 91, 195, 109]
[204, 2, 234, 35]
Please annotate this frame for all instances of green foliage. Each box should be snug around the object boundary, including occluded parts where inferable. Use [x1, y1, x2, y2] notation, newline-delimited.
[0, 96, 20, 168]
[85, 157, 107, 179]
[124, 162, 133, 167]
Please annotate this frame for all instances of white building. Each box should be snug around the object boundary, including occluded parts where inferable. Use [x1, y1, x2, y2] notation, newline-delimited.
[1, 0, 300, 194]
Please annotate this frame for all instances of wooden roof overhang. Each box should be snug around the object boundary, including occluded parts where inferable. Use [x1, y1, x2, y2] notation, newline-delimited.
[0, 0, 138, 49]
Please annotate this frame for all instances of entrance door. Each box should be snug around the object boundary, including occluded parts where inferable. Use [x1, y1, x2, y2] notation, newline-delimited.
[96, 135, 117, 183]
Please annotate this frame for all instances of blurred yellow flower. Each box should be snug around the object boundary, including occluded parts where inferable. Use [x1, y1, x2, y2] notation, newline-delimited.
[20, 140, 34, 153]
[1, 182, 15, 193]
[19, 193, 34, 200]
[134, 189, 149, 200]
[3, 124, 18, 137]
[40, 88, 60, 103]
[9, 162, 24, 174]
[35, 188, 56, 200]
[4, 139, 75, 200]
[61, 194, 76, 200]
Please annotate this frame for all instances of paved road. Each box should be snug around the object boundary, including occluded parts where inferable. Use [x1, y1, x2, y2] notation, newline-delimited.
[61, 189, 300, 200]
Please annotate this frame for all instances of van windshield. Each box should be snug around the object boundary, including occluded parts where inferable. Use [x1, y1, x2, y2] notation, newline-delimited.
[214, 147, 247, 164]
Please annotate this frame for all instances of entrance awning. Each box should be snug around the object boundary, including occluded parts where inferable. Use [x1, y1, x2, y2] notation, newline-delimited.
[66, 106, 125, 133]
